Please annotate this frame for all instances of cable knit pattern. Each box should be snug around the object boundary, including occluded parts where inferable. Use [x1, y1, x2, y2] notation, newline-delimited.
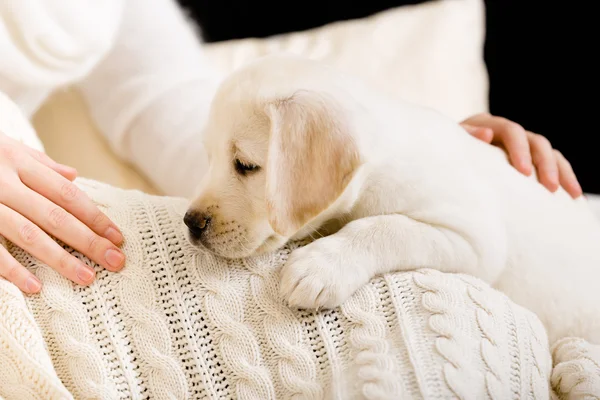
[465, 280, 507, 399]
[414, 270, 487, 398]
[244, 253, 322, 399]
[116, 204, 188, 399]
[194, 250, 276, 399]
[0, 280, 71, 399]
[340, 280, 399, 398]
[413, 270, 554, 399]
[552, 338, 600, 399]
[0, 178, 567, 399]
[32, 264, 119, 400]
[529, 318, 553, 399]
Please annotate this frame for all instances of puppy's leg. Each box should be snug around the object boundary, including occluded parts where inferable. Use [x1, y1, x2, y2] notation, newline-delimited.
[280, 213, 506, 309]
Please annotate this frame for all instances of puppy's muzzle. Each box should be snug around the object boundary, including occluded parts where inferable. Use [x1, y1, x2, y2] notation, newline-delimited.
[184, 210, 211, 240]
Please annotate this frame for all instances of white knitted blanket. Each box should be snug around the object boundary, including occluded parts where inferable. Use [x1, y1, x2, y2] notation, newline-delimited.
[1, 178, 597, 400]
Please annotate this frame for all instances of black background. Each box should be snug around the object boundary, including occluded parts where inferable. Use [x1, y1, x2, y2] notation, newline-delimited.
[177, 0, 598, 193]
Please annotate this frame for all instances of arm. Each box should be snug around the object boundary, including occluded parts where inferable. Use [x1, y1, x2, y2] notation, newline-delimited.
[76, 0, 222, 198]
[280, 210, 506, 310]
[0, 0, 123, 117]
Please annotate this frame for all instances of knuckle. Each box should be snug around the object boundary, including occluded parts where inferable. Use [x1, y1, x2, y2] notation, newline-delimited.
[555, 149, 571, 166]
[0, 177, 16, 204]
[32, 151, 50, 165]
[501, 119, 524, 135]
[48, 207, 68, 230]
[58, 251, 73, 271]
[60, 181, 79, 202]
[19, 222, 41, 245]
[0, 172, 16, 191]
[91, 209, 107, 229]
[29, 149, 42, 161]
[533, 134, 551, 148]
[553, 149, 563, 158]
[87, 234, 102, 254]
[5, 262, 20, 281]
[0, 145, 21, 164]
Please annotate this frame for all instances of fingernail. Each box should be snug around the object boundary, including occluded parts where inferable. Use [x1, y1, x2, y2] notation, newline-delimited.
[76, 265, 95, 283]
[25, 276, 42, 293]
[572, 181, 583, 196]
[481, 127, 494, 137]
[521, 161, 532, 175]
[105, 249, 125, 270]
[58, 164, 77, 177]
[61, 164, 76, 172]
[104, 227, 123, 245]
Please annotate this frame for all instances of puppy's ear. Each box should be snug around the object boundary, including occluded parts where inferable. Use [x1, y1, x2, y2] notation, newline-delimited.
[265, 90, 361, 236]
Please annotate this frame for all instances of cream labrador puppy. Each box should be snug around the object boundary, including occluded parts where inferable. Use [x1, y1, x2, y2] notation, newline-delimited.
[185, 54, 600, 344]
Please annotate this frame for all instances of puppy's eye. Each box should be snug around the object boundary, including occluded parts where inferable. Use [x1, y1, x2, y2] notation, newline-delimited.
[234, 158, 260, 176]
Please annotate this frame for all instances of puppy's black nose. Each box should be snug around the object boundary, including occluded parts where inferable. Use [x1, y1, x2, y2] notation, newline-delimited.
[184, 210, 211, 239]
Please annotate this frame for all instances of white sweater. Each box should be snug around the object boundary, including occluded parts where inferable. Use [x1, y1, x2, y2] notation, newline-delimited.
[0, 0, 123, 116]
[0, 178, 558, 399]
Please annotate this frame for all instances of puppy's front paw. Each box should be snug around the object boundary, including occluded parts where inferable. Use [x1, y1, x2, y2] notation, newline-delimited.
[280, 238, 369, 310]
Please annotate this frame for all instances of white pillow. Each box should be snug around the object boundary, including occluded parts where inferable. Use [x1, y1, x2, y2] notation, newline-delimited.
[204, 0, 488, 122]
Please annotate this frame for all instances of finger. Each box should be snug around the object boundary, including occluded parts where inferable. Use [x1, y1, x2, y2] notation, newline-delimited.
[529, 133, 559, 192]
[492, 119, 533, 175]
[17, 157, 123, 246]
[462, 124, 494, 143]
[0, 204, 97, 286]
[3, 184, 125, 273]
[460, 112, 492, 126]
[22, 146, 78, 181]
[465, 115, 533, 175]
[555, 150, 582, 198]
[0, 244, 42, 293]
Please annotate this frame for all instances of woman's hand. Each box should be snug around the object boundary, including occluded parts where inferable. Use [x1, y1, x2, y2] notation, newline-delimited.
[0, 133, 125, 293]
[461, 113, 582, 198]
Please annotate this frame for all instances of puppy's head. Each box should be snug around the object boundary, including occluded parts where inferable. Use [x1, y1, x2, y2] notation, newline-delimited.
[185, 56, 362, 258]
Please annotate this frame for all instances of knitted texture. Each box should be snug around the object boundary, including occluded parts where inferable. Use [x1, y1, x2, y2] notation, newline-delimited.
[0, 179, 557, 399]
[551, 337, 600, 399]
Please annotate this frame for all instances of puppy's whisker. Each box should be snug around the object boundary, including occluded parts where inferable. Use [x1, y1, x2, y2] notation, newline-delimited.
[303, 221, 325, 241]
[237, 236, 253, 255]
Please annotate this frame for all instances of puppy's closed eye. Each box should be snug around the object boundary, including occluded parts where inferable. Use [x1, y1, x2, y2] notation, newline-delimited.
[234, 158, 261, 176]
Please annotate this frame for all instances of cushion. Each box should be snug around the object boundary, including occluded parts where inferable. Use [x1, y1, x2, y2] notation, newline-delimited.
[203, 0, 488, 123]
[32, 0, 488, 193]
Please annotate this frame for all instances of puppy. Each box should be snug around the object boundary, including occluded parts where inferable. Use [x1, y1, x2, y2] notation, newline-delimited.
[185, 54, 600, 344]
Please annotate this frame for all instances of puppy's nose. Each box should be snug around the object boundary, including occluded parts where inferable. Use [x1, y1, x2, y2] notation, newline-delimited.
[184, 210, 211, 239]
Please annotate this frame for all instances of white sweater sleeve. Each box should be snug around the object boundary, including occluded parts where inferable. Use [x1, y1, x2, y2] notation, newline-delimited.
[0, 0, 123, 116]
[0, 90, 44, 152]
[77, 0, 222, 198]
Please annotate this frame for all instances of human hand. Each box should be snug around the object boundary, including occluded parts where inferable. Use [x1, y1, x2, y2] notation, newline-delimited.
[0, 133, 125, 293]
[461, 113, 582, 198]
